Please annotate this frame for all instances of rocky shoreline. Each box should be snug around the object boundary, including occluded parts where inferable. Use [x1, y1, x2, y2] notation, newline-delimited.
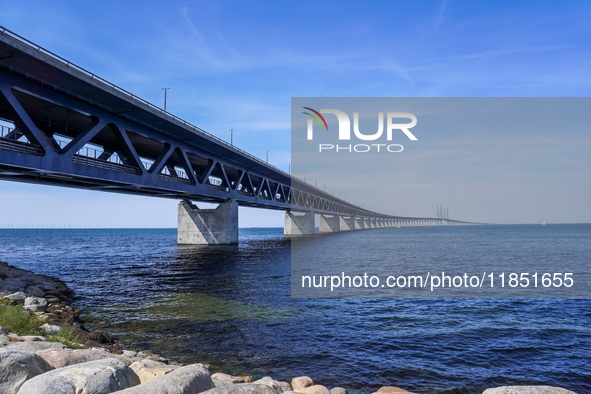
[0, 260, 578, 394]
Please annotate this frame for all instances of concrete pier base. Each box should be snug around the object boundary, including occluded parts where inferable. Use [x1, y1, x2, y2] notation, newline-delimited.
[284, 211, 315, 236]
[319, 214, 340, 233]
[354, 217, 365, 230]
[340, 216, 355, 231]
[177, 200, 238, 244]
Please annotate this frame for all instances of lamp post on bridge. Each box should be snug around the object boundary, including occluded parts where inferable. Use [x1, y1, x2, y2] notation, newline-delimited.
[162, 88, 170, 112]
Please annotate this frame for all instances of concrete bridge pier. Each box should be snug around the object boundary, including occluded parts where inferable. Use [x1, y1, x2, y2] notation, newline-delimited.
[319, 214, 340, 233]
[177, 200, 238, 245]
[340, 216, 355, 231]
[354, 217, 365, 230]
[284, 211, 315, 236]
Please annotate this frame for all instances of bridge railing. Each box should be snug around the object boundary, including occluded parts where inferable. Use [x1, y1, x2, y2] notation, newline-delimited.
[0, 123, 44, 155]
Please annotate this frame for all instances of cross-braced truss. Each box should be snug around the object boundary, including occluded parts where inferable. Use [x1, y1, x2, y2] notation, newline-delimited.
[0, 28, 393, 219]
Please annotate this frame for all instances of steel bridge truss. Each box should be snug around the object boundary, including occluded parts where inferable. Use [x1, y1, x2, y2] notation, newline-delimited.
[0, 27, 387, 218]
[0, 74, 372, 216]
[0, 27, 478, 225]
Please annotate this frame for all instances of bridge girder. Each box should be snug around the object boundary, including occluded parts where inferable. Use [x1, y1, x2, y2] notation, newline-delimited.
[0, 27, 478, 225]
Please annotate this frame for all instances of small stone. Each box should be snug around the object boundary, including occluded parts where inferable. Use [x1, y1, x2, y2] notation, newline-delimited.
[8, 333, 21, 341]
[58, 295, 73, 304]
[0, 325, 9, 335]
[212, 372, 252, 383]
[122, 349, 139, 358]
[45, 296, 61, 304]
[23, 297, 48, 313]
[299, 385, 330, 394]
[482, 386, 576, 394]
[254, 376, 280, 390]
[330, 388, 348, 394]
[202, 384, 282, 393]
[292, 376, 314, 390]
[135, 350, 169, 363]
[25, 285, 45, 298]
[41, 323, 61, 334]
[374, 387, 416, 393]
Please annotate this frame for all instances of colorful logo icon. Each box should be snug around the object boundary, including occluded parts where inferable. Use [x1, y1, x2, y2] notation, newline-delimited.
[302, 107, 328, 131]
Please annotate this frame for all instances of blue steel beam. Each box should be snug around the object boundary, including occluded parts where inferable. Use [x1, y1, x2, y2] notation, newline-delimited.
[0, 26, 476, 224]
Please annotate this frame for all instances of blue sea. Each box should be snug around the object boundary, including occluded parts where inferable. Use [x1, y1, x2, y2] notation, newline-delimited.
[0, 225, 590, 393]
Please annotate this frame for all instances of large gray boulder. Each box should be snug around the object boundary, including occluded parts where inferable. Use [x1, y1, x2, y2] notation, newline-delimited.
[7, 341, 66, 352]
[0, 348, 54, 394]
[36, 348, 119, 369]
[17, 358, 140, 394]
[253, 376, 281, 391]
[298, 385, 330, 394]
[129, 359, 181, 384]
[113, 363, 214, 393]
[483, 387, 576, 394]
[201, 384, 281, 394]
[291, 376, 314, 391]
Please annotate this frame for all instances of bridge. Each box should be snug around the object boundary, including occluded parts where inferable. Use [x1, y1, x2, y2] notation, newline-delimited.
[0, 27, 475, 244]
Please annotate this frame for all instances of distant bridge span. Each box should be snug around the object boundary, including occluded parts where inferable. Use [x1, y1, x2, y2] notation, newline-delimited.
[0, 27, 475, 244]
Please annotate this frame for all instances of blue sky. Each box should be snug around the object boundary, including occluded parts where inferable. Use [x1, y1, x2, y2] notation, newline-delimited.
[1, 1, 590, 227]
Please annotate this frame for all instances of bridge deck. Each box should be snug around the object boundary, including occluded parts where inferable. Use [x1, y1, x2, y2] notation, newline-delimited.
[0, 27, 474, 224]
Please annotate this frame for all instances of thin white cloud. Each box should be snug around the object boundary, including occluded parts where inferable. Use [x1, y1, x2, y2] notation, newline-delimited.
[464, 45, 570, 60]
[435, 0, 448, 28]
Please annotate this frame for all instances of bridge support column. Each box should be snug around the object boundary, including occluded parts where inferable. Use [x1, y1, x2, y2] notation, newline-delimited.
[285, 211, 315, 236]
[340, 216, 355, 231]
[354, 217, 364, 230]
[319, 214, 340, 233]
[177, 200, 238, 245]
